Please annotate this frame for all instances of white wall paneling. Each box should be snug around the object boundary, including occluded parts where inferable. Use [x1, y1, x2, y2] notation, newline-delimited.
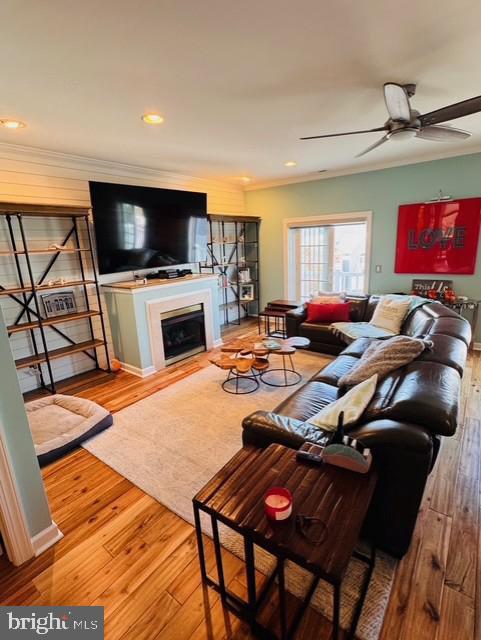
[0, 144, 245, 391]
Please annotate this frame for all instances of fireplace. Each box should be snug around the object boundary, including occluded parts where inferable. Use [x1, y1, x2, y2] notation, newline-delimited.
[160, 304, 206, 365]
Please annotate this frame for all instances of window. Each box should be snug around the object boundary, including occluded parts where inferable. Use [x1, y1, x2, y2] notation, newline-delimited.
[285, 213, 371, 301]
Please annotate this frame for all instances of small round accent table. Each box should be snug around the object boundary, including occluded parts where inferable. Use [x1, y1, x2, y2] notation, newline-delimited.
[260, 336, 311, 387]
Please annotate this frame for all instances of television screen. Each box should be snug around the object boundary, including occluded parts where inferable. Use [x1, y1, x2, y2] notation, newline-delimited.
[89, 181, 208, 275]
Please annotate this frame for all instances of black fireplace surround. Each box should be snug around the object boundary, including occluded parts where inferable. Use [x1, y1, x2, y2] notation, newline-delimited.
[161, 304, 206, 365]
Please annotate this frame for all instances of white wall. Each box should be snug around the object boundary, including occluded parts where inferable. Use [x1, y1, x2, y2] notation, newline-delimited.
[0, 143, 245, 392]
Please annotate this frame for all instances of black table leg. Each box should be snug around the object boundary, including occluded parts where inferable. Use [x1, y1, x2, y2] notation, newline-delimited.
[278, 558, 288, 640]
[193, 502, 207, 582]
[348, 546, 377, 639]
[244, 538, 257, 629]
[333, 582, 341, 640]
[211, 515, 226, 600]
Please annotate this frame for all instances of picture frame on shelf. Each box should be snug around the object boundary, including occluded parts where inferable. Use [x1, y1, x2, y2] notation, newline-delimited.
[239, 283, 254, 301]
[41, 290, 77, 318]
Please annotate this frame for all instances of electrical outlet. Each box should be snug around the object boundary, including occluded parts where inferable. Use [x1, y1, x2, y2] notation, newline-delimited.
[375, 265, 382, 273]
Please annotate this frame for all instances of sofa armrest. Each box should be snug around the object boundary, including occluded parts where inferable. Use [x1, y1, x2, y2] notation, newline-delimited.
[348, 419, 434, 557]
[285, 306, 307, 337]
[242, 410, 329, 449]
[349, 419, 433, 454]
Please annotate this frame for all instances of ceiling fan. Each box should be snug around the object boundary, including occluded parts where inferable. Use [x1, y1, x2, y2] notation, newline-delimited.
[301, 83, 481, 157]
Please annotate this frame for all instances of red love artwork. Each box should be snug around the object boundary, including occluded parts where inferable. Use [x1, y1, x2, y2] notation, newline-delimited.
[395, 197, 481, 274]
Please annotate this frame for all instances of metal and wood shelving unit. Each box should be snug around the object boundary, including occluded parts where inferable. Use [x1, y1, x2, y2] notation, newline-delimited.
[200, 214, 260, 326]
[0, 203, 111, 396]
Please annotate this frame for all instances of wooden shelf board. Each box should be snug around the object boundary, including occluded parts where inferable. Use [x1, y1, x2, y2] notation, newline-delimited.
[0, 248, 89, 256]
[7, 310, 101, 334]
[0, 279, 96, 297]
[15, 338, 105, 369]
[0, 203, 90, 217]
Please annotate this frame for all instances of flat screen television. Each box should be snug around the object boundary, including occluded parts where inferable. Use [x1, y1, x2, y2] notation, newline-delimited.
[89, 181, 208, 275]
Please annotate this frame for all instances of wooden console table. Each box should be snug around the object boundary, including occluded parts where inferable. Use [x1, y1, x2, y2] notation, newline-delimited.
[193, 444, 377, 639]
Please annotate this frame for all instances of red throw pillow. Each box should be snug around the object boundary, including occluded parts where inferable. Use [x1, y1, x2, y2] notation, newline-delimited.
[306, 302, 351, 323]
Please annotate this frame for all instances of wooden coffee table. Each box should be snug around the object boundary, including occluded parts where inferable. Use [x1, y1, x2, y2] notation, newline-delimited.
[193, 444, 377, 639]
[210, 336, 311, 392]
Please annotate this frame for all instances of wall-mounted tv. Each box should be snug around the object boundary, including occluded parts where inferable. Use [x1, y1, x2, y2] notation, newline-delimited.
[89, 181, 208, 275]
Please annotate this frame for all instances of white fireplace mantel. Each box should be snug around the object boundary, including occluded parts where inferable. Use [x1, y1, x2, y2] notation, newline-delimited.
[147, 288, 217, 371]
[102, 275, 221, 377]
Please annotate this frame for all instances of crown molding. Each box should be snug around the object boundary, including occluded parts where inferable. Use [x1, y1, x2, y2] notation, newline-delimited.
[244, 145, 481, 191]
[0, 143, 243, 192]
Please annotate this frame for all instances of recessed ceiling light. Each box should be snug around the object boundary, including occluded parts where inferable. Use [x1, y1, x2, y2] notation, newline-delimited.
[284, 160, 297, 167]
[240, 176, 251, 183]
[0, 119, 26, 129]
[141, 113, 164, 125]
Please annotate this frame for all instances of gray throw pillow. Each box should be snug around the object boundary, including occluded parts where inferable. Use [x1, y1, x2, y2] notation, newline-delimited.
[338, 335, 432, 387]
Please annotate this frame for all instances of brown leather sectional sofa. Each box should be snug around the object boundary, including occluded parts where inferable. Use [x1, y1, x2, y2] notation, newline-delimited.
[242, 298, 471, 557]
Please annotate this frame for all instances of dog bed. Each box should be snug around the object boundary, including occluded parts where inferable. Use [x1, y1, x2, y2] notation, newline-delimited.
[26, 394, 113, 466]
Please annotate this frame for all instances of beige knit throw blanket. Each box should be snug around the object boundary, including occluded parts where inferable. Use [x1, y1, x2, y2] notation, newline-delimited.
[339, 335, 432, 387]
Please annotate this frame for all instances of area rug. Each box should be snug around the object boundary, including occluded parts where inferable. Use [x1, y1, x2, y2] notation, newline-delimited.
[83, 351, 395, 639]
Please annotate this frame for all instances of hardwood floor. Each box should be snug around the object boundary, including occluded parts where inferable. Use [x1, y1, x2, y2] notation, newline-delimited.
[0, 320, 479, 640]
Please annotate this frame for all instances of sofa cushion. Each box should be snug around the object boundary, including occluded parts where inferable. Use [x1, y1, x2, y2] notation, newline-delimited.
[275, 380, 340, 422]
[364, 361, 460, 436]
[345, 295, 369, 322]
[340, 338, 374, 358]
[299, 322, 346, 346]
[313, 355, 360, 386]
[429, 316, 472, 347]
[417, 333, 467, 376]
[402, 306, 434, 337]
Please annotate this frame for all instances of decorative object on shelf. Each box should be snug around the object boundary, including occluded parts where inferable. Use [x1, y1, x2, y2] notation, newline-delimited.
[411, 279, 454, 299]
[47, 243, 69, 251]
[239, 283, 254, 301]
[200, 215, 260, 326]
[238, 266, 250, 283]
[443, 287, 457, 304]
[264, 487, 293, 521]
[395, 197, 481, 274]
[41, 290, 77, 318]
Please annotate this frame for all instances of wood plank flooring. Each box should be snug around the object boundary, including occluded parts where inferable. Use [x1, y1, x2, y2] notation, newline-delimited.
[0, 320, 479, 640]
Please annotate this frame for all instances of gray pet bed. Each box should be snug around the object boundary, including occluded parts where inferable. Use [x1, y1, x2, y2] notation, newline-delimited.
[26, 394, 113, 466]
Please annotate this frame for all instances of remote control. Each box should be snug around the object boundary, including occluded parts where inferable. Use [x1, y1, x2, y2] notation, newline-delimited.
[296, 450, 323, 465]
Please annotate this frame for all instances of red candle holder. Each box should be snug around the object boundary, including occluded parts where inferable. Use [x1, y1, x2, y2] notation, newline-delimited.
[264, 487, 293, 521]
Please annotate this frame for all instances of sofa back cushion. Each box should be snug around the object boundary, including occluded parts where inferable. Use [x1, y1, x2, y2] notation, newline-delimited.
[344, 295, 369, 321]
[364, 360, 460, 436]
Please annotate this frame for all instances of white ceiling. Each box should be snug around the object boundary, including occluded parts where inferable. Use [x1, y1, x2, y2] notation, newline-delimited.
[2, 0, 481, 185]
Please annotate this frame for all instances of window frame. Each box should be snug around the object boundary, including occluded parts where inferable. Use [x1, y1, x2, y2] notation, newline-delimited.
[283, 211, 373, 301]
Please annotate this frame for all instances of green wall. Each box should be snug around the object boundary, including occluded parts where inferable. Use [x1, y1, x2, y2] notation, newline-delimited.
[245, 152, 481, 342]
[0, 308, 52, 537]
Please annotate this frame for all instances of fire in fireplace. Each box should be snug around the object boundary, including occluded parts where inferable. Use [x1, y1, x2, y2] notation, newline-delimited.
[160, 304, 206, 365]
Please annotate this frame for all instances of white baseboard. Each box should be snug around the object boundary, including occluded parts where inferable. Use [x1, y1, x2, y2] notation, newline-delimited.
[473, 342, 481, 351]
[31, 521, 63, 557]
[119, 361, 156, 378]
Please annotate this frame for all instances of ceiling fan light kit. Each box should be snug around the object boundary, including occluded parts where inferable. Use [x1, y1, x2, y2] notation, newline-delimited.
[302, 82, 479, 157]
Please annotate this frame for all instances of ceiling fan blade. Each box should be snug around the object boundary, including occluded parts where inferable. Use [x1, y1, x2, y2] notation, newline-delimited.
[300, 126, 387, 141]
[419, 96, 481, 126]
[384, 83, 411, 123]
[416, 125, 471, 142]
[356, 134, 390, 158]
